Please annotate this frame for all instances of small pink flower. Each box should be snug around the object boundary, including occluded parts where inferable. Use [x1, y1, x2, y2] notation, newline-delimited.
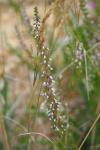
[87, 1, 96, 10]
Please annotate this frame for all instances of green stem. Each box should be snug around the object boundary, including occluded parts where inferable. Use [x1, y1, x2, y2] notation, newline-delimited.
[78, 112, 100, 150]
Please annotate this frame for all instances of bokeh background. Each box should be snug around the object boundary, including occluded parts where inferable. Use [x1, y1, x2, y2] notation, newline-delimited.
[0, 0, 100, 150]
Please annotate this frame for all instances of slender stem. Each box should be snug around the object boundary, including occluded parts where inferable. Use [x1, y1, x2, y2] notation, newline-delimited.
[78, 112, 100, 150]
[19, 131, 55, 145]
[0, 113, 10, 150]
[84, 49, 90, 100]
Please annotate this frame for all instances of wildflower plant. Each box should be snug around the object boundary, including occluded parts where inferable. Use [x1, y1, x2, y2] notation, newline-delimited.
[0, 0, 100, 150]
[33, 6, 67, 135]
[73, 42, 84, 69]
[31, 1, 100, 149]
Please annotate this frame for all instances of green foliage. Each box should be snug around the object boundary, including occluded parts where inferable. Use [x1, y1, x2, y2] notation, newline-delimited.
[0, 0, 100, 150]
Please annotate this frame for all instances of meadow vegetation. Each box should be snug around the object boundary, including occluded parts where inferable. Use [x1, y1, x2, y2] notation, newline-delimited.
[0, 0, 100, 150]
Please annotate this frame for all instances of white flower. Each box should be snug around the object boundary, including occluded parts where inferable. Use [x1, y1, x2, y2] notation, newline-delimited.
[43, 60, 46, 64]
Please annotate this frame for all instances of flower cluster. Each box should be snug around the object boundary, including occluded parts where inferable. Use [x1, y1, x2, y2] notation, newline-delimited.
[39, 45, 67, 133]
[33, 7, 40, 39]
[74, 42, 84, 68]
[20, 5, 32, 32]
[32, 7, 67, 134]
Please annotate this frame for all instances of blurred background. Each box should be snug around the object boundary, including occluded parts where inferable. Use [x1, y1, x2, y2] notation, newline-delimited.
[0, 0, 100, 150]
